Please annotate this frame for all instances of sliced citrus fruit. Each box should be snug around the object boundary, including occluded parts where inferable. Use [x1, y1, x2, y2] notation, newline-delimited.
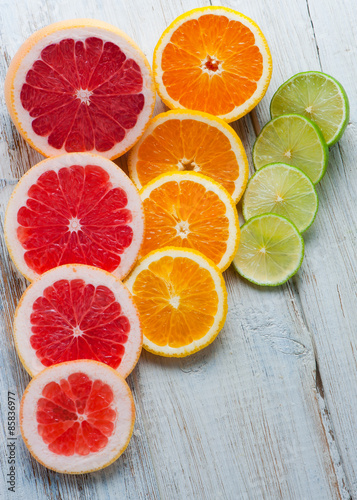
[139, 171, 239, 271]
[128, 109, 249, 202]
[233, 213, 304, 286]
[270, 71, 349, 146]
[20, 360, 135, 473]
[14, 264, 142, 377]
[153, 6, 272, 122]
[242, 163, 318, 232]
[125, 247, 227, 357]
[5, 19, 155, 159]
[252, 114, 329, 184]
[5, 153, 144, 281]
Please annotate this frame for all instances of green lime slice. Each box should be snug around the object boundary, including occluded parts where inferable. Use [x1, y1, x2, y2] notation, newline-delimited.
[270, 71, 349, 146]
[233, 213, 304, 286]
[242, 163, 318, 232]
[252, 114, 329, 184]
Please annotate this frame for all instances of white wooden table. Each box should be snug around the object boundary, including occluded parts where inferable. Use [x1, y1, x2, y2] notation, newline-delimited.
[0, 1, 356, 499]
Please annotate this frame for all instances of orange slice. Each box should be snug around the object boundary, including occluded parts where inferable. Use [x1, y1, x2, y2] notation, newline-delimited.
[128, 109, 249, 202]
[139, 171, 239, 271]
[153, 7, 272, 122]
[4, 153, 144, 281]
[125, 247, 227, 356]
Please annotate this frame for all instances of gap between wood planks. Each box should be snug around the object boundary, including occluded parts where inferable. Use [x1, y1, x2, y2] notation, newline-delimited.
[248, 109, 351, 500]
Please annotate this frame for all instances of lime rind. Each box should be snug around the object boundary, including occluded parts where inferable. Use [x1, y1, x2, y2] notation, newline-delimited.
[270, 71, 349, 146]
[233, 213, 304, 286]
[242, 163, 319, 232]
[252, 113, 329, 184]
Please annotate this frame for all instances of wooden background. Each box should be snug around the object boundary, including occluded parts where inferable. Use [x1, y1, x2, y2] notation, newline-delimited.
[0, 0, 356, 499]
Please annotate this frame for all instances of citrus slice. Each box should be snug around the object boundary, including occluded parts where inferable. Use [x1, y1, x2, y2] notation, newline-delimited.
[14, 264, 142, 378]
[233, 213, 304, 286]
[20, 360, 135, 473]
[153, 6, 272, 122]
[5, 19, 155, 159]
[242, 163, 318, 232]
[270, 71, 349, 146]
[125, 247, 227, 357]
[252, 114, 329, 184]
[5, 153, 144, 281]
[139, 171, 239, 271]
[128, 109, 249, 202]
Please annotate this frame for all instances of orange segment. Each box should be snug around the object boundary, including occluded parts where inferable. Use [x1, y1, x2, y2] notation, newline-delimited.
[180, 119, 209, 159]
[125, 247, 228, 357]
[153, 7, 272, 122]
[128, 109, 249, 203]
[170, 19, 207, 58]
[198, 14, 230, 56]
[139, 171, 240, 271]
[152, 119, 184, 159]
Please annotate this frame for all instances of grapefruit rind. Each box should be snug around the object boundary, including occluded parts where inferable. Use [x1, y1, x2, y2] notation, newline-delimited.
[125, 247, 228, 357]
[127, 108, 249, 202]
[14, 264, 143, 378]
[153, 6, 272, 122]
[20, 360, 135, 474]
[139, 171, 240, 271]
[5, 19, 156, 159]
[4, 152, 144, 281]
[233, 213, 305, 286]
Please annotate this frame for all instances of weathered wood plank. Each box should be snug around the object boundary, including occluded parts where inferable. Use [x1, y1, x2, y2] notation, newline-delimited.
[133, 277, 342, 498]
[224, 0, 357, 497]
[295, 0, 357, 496]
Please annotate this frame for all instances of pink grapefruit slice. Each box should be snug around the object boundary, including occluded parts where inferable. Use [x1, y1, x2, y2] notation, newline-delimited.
[5, 153, 144, 281]
[14, 264, 142, 377]
[5, 19, 155, 159]
[20, 360, 135, 473]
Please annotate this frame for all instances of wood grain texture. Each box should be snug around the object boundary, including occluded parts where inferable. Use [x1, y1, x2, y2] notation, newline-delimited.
[0, 0, 355, 499]
[293, 1, 357, 496]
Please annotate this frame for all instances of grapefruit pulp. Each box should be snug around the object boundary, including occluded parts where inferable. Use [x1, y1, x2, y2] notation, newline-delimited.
[5, 19, 155, 159]
[5, 153, 144, 281]
[20, 360, 135, 473]
[14, 264, 142, 377]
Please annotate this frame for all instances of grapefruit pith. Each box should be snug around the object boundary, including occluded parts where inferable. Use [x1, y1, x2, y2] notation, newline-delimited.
[5, 19, 155, 159]
[20, 360, 135, 473]
[5, 153, 144, 281]
[14, 264, 142, 378]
